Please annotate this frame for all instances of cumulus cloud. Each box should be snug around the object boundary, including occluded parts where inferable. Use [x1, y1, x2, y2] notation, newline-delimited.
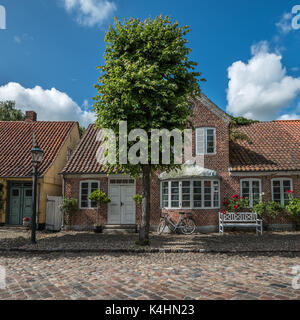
[0, 82, 95, 127]
[226, 41, 300, 121]
[61, 0, 116, 27]
[276, 12, 293, 34]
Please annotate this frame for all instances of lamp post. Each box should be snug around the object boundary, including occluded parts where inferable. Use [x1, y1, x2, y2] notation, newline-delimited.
[31, 145, 44, 244]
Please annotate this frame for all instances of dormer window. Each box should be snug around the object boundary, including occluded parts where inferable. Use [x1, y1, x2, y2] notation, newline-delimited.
[196, 128, 216, 155]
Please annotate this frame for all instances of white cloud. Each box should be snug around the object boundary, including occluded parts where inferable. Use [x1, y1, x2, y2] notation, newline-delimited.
[278, 113, 300, 120]
[0, 82, 95, 127]
[276, 12, 293, 34]
[226, 41, 300, 121]
[61, 0, 116, 27]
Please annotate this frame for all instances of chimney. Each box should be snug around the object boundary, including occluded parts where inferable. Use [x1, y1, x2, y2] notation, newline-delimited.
[25, 111, 37, 122]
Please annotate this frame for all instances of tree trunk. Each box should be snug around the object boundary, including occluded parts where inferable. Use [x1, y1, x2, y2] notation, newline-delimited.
[139, 164, 151, 245]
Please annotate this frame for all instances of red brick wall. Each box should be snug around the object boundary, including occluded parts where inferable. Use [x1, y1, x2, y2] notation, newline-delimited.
[63, 100, 298, 230]
[64, 177, 108, 227]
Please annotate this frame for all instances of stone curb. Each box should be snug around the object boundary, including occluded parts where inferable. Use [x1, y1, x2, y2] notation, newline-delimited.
[1, 248, 300, 254]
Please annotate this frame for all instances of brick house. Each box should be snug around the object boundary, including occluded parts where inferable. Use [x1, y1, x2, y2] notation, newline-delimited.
[61, 94, 299, 232]
[0, 111, 80, 228]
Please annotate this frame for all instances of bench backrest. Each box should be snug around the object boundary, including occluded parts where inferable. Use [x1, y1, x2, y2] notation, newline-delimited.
[219, 212, 258, 222]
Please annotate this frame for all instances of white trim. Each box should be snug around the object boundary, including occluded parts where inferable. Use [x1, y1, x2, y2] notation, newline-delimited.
[230, 171, 300, 177]
[271, 178, 293, 206]
[161, 179, 220, 210]
[240, 178, 262, 207]
[196, 127, 216, 155]
[79, 180, 100, 209]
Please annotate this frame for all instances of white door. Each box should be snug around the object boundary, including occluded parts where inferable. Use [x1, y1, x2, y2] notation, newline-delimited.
[108, 185, 121, 224]
[108, 183, 136, 225]
[121, 186, 136, 225]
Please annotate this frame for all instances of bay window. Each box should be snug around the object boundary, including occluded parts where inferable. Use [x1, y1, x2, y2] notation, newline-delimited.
[161, 180, 220, 209]
[272, 178, 293, 206]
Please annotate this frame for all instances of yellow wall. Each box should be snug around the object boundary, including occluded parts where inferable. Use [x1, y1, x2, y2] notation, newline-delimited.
[0, 179, 7, 224]
[0, 123, 80, 225]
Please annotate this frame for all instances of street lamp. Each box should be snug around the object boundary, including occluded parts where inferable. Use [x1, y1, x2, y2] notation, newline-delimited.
[31, 145, 44, 244]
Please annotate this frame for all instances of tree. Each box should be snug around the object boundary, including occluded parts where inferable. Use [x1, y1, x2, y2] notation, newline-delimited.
[0, 101, 25, 121]
[93, 16, 203, 245]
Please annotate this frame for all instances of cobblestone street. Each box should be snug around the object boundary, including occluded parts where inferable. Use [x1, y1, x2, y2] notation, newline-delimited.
[0, 251, 300, 300]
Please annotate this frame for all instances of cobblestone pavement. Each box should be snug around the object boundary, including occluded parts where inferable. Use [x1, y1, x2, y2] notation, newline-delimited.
[1, 228, 300, 252]
[0, 251, 300, 300]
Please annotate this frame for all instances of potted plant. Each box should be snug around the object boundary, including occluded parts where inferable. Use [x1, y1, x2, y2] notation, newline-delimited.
[23, 217, 30, 228]
[59, 198, 78, 230]
[88, 189, 111, 233]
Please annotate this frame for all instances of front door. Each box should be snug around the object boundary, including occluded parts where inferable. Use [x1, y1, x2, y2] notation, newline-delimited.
[8, 183, 33, 225]
[108, 180, 136, 225]
[9, 187, 22, 225]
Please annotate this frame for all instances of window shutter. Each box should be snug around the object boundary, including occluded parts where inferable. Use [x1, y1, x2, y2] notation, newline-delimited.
[196, 128, 205, 155]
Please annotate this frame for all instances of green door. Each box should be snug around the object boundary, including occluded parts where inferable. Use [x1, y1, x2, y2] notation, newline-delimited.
[9, 187, 22, 225]
[8, 184, 33, 225]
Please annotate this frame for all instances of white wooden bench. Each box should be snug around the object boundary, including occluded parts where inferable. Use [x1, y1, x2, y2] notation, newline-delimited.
[219, 212, 263, 235]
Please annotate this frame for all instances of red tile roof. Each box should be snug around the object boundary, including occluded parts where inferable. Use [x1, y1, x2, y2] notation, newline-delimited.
[0, 121, 77, 177]
[62, 120, 300, 175]
[230, 120, 300, 172]
[61, 124, 109, 174]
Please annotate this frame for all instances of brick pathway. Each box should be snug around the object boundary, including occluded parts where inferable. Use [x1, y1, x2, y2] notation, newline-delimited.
[0, 252, 300, 300]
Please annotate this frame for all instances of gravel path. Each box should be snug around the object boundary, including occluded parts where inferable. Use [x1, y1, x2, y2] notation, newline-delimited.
[0, 228, 300, 252]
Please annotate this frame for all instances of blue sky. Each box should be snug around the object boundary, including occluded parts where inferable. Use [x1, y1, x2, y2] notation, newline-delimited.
[0, 0, 300, 126]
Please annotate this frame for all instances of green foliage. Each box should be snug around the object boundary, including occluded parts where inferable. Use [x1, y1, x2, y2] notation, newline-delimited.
[253, 201, 283, 219]
[0, 101, 25, 121]
[93, 15, 203, 177]
[230, 116, 259, 126]
[79, 126, 86, 137]
[60, 198, 78, 217]
[229, 116, 258, 143]
[286, 198, 300, 223]
[89, 189, 111, 204]
[133, 194, 142, 205]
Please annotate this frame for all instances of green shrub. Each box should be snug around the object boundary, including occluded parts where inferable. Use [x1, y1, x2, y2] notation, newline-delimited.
[286, 198, 300, 223]
[89, 189, 111, 204]
[253, 201, 283, 219]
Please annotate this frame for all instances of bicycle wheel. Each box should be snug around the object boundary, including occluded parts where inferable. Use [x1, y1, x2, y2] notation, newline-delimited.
[157, 220, 166, 235]
[180, 218, 196, 235]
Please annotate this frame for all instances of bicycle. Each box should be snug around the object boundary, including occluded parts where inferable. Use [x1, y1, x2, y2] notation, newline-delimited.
[157, 212, 197, 235]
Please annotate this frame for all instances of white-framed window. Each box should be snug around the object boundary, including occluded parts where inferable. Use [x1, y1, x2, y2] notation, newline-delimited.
[161, 179, 220, 209]
[272, 178, 293, 206]
[196, 127, 216, 155]
[79, 180, 100, 209]
[240, 179, 261, 207]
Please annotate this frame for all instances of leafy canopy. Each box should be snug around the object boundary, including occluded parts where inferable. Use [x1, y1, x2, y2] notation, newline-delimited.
[93, 16, 203, 177]
[0, 101, 25, 121]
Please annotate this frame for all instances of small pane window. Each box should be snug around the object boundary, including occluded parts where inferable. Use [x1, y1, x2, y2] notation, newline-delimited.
[272, 179, 292, 206]
[196, 128, 216, 155]
[241, 179, 261, 207]
[80, 181, 100, 209]
[182, 181, 191, 208]
[162, 182, 169, 208]
[12, 189, 19, 197]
